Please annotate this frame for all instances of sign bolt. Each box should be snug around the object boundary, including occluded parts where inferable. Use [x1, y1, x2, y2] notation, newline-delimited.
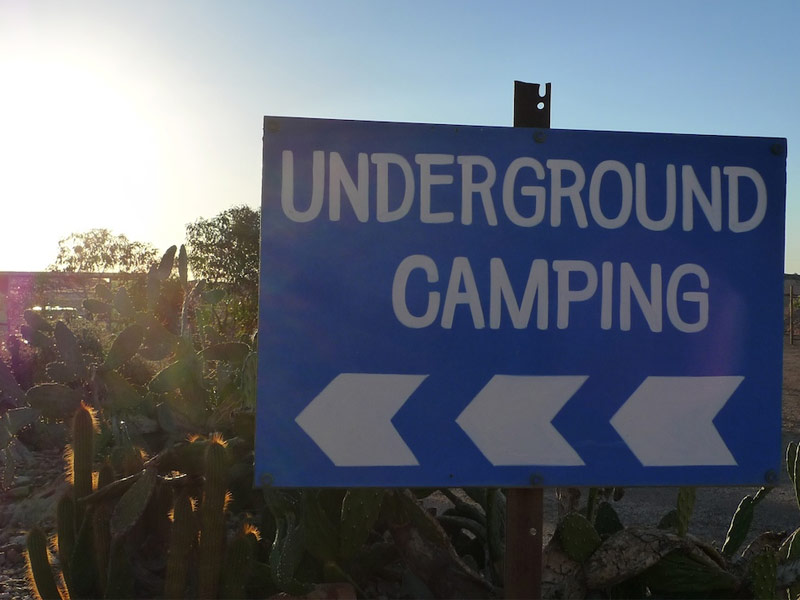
[771, 143, 784, 156]
[764, 469, 779, 484]
[529, 474, 544, 485]
[533, 130, 547, 143]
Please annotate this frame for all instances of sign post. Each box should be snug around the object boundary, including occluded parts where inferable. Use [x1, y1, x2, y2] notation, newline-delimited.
[504, 80, 550, 600]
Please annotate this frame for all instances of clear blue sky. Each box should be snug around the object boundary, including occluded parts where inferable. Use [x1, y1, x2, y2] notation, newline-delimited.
[1, 0, 798, 270]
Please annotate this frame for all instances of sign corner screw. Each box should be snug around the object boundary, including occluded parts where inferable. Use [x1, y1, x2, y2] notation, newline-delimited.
[533, 130, 547, 144]
[529, 474, 543, 485]
[771, 143, 784, 156]
[266, 120, 280, 133]
[765, 469, 779, 484]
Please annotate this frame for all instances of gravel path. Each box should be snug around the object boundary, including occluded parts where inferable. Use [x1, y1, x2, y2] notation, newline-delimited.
[0, 447, 66, 600]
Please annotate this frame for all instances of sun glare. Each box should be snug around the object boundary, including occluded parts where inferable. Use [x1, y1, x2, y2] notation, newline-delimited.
[0, 46, 164, 271]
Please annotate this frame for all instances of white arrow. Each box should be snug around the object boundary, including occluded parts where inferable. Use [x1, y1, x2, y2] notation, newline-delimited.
[456, 375, 587, 466]
[295, 373, 426, 467]
[610, 376, 742, 466]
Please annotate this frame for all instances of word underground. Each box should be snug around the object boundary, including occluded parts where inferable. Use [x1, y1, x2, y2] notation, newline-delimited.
[280, 150, 770, 333]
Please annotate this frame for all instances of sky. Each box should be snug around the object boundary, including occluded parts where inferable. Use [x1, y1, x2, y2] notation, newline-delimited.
[0, 0, 798, 272]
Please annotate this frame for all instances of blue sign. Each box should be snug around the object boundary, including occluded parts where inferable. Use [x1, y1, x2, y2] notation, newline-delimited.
[257, 116, 787, 488]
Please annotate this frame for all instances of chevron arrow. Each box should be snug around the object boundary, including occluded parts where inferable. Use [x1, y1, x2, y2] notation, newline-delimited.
[456, 375, 587, 466]
[610, 376, 742, 466]
[295, 373, 426, 467]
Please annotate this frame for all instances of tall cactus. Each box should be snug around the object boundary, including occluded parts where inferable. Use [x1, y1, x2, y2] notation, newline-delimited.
[25, 527, 63, 600]
[55, 491, 76, 593]
[165, 489, 198, 599]
[71, 402, 95, 523]
[197, 434, 229, 598]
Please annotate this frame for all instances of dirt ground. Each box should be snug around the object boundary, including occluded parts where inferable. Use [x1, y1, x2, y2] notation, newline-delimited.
[540, 338, 800, 547]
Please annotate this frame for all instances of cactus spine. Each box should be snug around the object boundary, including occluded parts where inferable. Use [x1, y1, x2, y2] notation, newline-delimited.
[197, 435, 229, 598]
[25, 527, 63, 600]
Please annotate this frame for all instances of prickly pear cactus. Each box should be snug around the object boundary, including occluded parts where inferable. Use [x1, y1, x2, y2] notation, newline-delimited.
[556, 512, 602, 563]
[339, 489, 384, 561]
[750, 549, 778, 600]
[722, 487, 771, 559]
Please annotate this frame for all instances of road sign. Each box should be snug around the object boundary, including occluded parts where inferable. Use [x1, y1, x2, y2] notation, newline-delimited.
[257, 116, 786, 487]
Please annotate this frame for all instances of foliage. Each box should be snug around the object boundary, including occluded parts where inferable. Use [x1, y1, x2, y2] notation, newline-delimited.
[14, 243, 800, 599]
[50, 228, 158, 273]
[185, 206, 259, 337]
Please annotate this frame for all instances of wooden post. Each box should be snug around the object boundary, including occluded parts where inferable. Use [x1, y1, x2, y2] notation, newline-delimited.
[791, 285, 795, 345]
[505, 81, 550, 600]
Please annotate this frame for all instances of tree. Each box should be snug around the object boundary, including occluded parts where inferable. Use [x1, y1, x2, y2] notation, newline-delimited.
[50, 228, 158, 273]
[185, 205, 260, 336]
[184, 205, 259, 291]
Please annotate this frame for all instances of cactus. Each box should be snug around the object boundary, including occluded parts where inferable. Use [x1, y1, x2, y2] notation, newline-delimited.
[97, 458, 116, 490]
[164, 489, 198, 599]
[103, 323, 144, 371]
[339, 489, 384, 560]
[676, 486, 696, 537]
[750, 549, 778, 600]
[220, 528, 258, 599]
[69, 506, 99, 599]
[178, 244, 189, 288]
[643, 547, 740, 597]
[54, 321, 86, 379]
[20, 324, 54, 349]
[791, 441, 800, 512]
[104, 538, 135, 599]
[241, 351, 257, 410]
[71, 402, 95, 525]
[197, 435, 229, 598]
[113, 286, 137, 320]
[56, 491, 76, 592]
[556, 512, 602, 563]
[0, 356, 25, 405]
[110, 467, 157, 539]
[302, 491, 340, 564]
[93, 504, 112, 595]
[722, 487, 771, 559]
[25, 527, 63, 600]
[594, 501, 624, 539]
[99, 369, 145, 412]
[156, 245, 177, 280]
[26, 384, 83, 420]
[23, 308, 53, 333]
[722, 496, 756, 559]
[270, 512, 313, 596]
